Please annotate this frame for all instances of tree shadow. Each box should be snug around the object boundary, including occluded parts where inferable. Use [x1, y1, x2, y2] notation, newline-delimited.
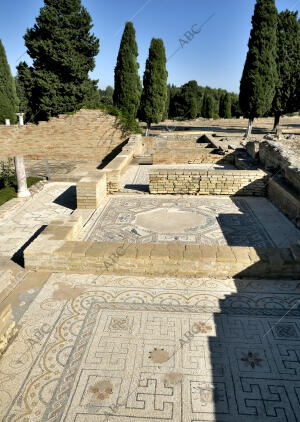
[150, 125, 270, 135]
[281, 124, 300, 129]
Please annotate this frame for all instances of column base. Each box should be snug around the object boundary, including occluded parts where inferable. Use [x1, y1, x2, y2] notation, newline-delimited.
[17, 189, 31, 198]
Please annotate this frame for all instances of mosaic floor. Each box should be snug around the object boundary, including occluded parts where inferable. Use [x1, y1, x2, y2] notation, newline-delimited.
[0, 182, 75, 259]
[1, 273, 300, 422]
[84, 195, 300, 247]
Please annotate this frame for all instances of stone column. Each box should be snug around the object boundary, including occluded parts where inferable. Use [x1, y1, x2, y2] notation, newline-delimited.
[5, 119, 10, 126]
[14, 113, 31, 198]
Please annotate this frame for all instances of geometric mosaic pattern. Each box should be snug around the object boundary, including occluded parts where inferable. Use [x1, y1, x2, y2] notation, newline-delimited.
[2, 273, 300, 421]
[85, 196, 277, 247]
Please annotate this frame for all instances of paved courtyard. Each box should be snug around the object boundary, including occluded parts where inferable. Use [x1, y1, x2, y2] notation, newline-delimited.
[84, 195, 300, 247]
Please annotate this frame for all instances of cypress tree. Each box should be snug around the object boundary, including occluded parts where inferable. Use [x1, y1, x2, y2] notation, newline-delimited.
[139, 38, 168, 134]
[0, 40, 18, 124]
[24, 0, 99, 121]
[15, 61, 34, 122]
[202, 95, 214, 118]
[113, 22, 141, 120]
[219, 93, 231, 118]
[239, 0, 278, 137]
[180, 80, 198, 119]
[231, 94, 243, 118]
[272, 10, 300, 130]
[162, 85, 171, 120]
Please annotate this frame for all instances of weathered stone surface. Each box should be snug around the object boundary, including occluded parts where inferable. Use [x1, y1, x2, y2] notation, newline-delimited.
[0, 109, 130, 162]
[149, 169, 268, 196]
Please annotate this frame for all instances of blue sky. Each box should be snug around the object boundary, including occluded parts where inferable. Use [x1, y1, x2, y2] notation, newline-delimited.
[1, 0, 299, 93]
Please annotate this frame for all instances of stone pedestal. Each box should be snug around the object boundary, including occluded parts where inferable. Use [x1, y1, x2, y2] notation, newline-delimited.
[5, 119, 10, 126]
[14, 156, 31, 198]
[16, 113, 24, 126]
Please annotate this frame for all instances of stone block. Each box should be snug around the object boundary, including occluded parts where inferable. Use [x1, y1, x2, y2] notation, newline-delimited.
[231, 247, 251, 263]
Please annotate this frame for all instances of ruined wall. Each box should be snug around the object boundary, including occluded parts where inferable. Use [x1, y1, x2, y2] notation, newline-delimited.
[258, 140, 300, 193]
[0, 109, 130, 162]
[245, 140, 300, 227]
[149, 169, 268, 196]
[24, 216, 300, 280]
[76, 135, 144, 207]
[152, 148, 232, 165]
[268, 177, 300, 228]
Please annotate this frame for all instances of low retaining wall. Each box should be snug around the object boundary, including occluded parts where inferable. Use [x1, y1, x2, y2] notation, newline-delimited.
[24, 216, 300, 279]
[149, 169, 268, 196]
[152, 148, 233, 165]
[268, 177, 300, 228]
[76, 135, 144, 207]
[258, 140, 300, 193]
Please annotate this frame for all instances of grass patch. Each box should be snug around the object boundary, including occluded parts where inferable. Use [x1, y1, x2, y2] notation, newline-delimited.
[0, 187, 16, 206]
[0, 177, 42, 206]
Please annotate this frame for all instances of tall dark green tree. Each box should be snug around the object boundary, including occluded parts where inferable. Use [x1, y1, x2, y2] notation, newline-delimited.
[219, 93, 232, 118]
[0, 40, 18, 124]
[231, 94, 243, 118]
[179, 80, 198, 119]
[163, 85, 171, 120]
[99, 85, 114, 105]
[272, 10, 300, 130]
[168, 84, 181, 118]
[23, 0, 99, 121]
[202, 94, 214, 118]
[239, 0, 278, 137]
[113, 22, 141, 120]
[15, 61, 33, 121]
[138, 38, 168, 134]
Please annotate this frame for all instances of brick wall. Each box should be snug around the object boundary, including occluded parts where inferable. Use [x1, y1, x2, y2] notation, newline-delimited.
[76, 135, 144, 207]
[76, 172, 107, 209]
[152, 148, 233, 165]
[149, 169, 268, 196]
[24, 216, 300, 279]
[0, 109, 130, 162]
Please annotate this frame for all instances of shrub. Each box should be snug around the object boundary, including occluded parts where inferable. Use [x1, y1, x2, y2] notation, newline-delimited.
[83, 103, 142, 134]
[0, 158, 16, 188]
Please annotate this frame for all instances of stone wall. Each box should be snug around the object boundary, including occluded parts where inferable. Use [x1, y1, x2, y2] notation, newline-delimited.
[76, 135, 144, 207]
[152, 148, 233, 165]
[258, 140, 300, 193]
[0, 109, 130, 163]
[149, 169, 268, 196]
[24, 216, 300, 279]
[268, 177, 300, 228]
[246, 141, 260, 160]
[244, 140, 300, 227]
[151, 134, 211, 150]
[76, 172, 106, 209]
